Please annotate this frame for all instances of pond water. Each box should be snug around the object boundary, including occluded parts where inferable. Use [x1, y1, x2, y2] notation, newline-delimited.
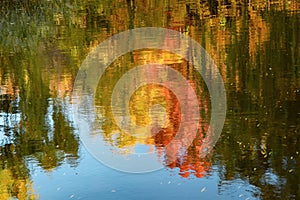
[0, 0, 299, 199]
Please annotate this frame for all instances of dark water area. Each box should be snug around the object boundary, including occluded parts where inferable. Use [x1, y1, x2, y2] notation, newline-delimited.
[0, 0, 299, 199]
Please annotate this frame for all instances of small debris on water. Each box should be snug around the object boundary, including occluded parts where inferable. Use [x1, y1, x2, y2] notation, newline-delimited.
[201, 187, 206, 192]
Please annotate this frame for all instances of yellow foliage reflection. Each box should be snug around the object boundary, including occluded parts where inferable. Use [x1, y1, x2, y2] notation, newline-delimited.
[0, 169, 36, 200]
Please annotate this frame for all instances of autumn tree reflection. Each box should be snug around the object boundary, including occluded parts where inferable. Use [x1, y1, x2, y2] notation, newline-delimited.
[150, 82, 212, 179]
[94, 48, 212, 178]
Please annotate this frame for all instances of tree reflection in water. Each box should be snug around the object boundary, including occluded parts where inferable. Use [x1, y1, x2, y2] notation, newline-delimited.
[94, 49, 213, 178]
[0, 46, 80, 199]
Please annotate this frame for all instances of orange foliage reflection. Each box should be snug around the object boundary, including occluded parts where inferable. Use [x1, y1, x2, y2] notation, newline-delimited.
[131, 49, 212, 178]
[149, 83, 211, 179]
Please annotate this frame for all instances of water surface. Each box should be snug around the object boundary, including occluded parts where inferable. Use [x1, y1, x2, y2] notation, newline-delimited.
[0, 0, 299, 199]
